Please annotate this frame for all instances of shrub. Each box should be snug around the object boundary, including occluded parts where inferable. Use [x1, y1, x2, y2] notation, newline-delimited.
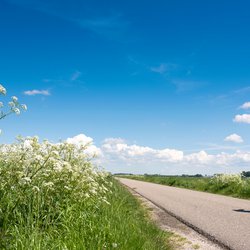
[210, 174, 243, 193]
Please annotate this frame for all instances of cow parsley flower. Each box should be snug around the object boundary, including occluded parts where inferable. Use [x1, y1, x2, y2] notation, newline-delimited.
[21, 177, 31, 183]
[112, 243, 118, 248]
[8, 101, 15, 108]
[11, 96, 18, 102]
[32, 186, 40, 192]
[13, 108, 20, 115]
[0, 84, 6, 95]
[21, 104, 27, 111]
[0, 84, 27, 123]
[43, 182, 54, 187]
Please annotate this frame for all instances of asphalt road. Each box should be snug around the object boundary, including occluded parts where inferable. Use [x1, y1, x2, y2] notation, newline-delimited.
[118, 178, 250, 250]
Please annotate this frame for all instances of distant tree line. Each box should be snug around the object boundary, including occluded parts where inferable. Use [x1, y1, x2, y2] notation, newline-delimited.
[114, 172, 250, 178]
[113, 173, 134, 176]
[241, 171, 250, 178]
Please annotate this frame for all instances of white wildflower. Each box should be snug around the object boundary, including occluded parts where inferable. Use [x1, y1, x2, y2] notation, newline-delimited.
[85, 193, 90, 198]
[43, 182, 54, 187]
[0, 84, 6, 95]
[23, 140, 32, 149]
[11, 96, 18, 102]
[51, 150, 59, 157]
[8, 101, 15, 107]
[13, 108, 20, 115]
[21, 104, 27, 111]
[32, 186, 40, 192]
[112, 243, 118, 248]
[34, 155, 44, 162]
[54, 162, 63, 171]
[21, 177, 31, 183]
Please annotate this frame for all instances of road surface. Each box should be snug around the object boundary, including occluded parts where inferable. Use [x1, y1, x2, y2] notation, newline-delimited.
[118, 178, 250, 250]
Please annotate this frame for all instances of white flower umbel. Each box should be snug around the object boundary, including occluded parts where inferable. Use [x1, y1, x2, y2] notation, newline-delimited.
[11, 96, 18, 102]
[0, 84, 6, 95]
[21, 104, 27, 111]
[13, 108, 20, 115]
[0, 83, 27, 121]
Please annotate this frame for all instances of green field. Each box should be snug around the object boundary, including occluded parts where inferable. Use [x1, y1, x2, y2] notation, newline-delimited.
[118, 174, 250, 199]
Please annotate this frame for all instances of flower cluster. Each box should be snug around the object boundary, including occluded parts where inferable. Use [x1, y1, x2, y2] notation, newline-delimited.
[0, 84, 6, 95]
[210, 173, 243, 191]
[0, 136, 111, 228]
[0, 83, 27, 121]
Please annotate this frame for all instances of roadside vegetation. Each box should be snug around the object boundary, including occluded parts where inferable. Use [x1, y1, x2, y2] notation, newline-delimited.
[118, 173, 250, 199]
[0, 137, 172, 249]
[0, 84, 171, 249]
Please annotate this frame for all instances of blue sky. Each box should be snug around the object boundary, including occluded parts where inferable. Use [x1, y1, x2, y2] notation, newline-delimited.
[1, 0, 250, 174]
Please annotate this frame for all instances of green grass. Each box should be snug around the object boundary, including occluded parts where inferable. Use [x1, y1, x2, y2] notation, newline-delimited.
[118, 174, 250, 199]
[0, 138, 173, 249]
[1, 178, 172, 250]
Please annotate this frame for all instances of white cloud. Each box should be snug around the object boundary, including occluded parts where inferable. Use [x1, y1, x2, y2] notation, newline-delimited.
[101, 139, 183, 163]
[100, 138, 250, 174]
[184, 151, 213, 164]
[150, 63, 177, 74]
[103, 138, 126, 145]
[66, 134, 102, 157]
[240, 102, 250, 109]
[233, 114, 250, 124]
[24, 90, 50, 96]
[66, 134, 93, 145]
[224, 134, 243, 143]
[63, 134, 250, 174]
[85, 145, 103, 157]
[155, 148, 184, 162]
[127, 145, 155, 157]
[214, 151, 250, 166]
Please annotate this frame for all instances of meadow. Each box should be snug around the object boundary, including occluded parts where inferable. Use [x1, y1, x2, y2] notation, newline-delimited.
[118, 174, 250, 199]
[0, 137, 171, 250]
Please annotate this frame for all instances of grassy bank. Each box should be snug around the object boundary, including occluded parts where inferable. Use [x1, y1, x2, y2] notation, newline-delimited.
[1, 178, 172, 250]
[98, 179, 172, 250]
[0, 137, 171, 249]
[118, 174, 250, 199]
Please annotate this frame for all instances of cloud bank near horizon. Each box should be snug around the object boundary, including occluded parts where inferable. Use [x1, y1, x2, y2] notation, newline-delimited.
[66, 134, 250, 175]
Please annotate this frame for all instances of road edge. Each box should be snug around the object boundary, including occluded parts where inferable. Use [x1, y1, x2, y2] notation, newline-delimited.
[119, 179, 232, 250]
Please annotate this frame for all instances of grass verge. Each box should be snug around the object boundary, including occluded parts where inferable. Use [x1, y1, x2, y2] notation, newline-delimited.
[118, 174, 250, 199]
[1, 178, 172, 250]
